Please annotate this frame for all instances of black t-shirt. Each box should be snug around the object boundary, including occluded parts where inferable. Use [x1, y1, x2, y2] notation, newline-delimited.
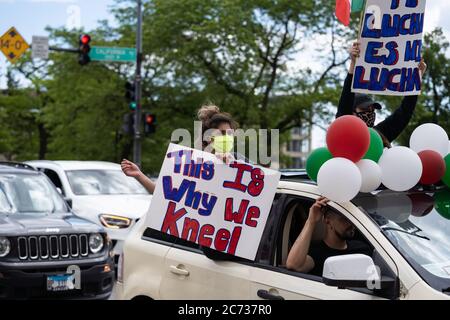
[308, 240, 373, 277]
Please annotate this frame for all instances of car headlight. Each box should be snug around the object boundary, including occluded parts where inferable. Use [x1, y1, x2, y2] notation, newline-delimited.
[99, 214, 132, 229]
[89, 233, 104, 254]
[0, 237, 11, 257]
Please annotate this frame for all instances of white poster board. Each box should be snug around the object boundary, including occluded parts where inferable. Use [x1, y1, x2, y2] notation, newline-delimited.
[352, 0, 426, 96]
[144, 143, 281, 260]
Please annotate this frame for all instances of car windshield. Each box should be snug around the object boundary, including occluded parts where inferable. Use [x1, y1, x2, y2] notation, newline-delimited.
[0, 173, 69, 214]
[353, 189, 450, 294]
[66, 170, 149, 195]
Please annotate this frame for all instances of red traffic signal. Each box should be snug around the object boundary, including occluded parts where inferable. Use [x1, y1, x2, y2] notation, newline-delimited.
[80, 34, 91, 45]
[78, 34, 91, 65]
[143, 113, 156, 135]
[145, 114, 155, 124]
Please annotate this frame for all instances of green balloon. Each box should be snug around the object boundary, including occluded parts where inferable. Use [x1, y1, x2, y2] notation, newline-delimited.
[306, 147, 333, 182]
[442, 154, 450, 188]
[434, 190, 450, 220]
[363, 128, 384, 162]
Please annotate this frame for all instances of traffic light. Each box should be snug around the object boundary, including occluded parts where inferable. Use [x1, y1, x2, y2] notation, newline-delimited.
[125, 81, 137, 110]
[78, 34, 91, 65]
[143, 113, 156, 135]
[122, 113, 134, 135]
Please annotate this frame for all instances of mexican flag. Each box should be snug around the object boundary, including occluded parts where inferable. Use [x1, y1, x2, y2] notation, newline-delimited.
[335, 0, 365, 26]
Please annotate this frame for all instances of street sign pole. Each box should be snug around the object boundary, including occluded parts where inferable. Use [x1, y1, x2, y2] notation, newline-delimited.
[133, 0, 143, 168]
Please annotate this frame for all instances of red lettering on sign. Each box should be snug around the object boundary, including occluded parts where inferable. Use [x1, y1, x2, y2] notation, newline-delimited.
[161, 201, 188, 237]
[181, 218, 199, 242]
[198, 224, 215, 247]
[214, 229, 230, 252]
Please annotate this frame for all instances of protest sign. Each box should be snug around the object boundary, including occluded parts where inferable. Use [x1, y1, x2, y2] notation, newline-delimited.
[352, 0, 426, 96]
[145, 143, 281, 260]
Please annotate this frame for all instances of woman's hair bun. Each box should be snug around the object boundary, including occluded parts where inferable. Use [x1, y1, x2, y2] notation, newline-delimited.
[197, 104, 220, 122]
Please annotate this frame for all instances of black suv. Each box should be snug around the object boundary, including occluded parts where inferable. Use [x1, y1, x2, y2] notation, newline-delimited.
[0, 162, 114, 299]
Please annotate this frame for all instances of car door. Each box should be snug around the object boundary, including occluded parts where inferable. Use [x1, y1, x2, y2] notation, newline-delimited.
[159, 240, 253, 299]
[248, 190, 395, 300]
[249, 264, 383, 300]
[158, 193, 287, 299]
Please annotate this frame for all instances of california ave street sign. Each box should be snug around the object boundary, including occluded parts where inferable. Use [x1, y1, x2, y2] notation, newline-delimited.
[0, 27, 30, 63]
[89, 46, 136, 63]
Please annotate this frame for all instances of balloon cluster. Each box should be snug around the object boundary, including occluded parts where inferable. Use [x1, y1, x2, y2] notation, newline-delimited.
[306, 116, 450, 203]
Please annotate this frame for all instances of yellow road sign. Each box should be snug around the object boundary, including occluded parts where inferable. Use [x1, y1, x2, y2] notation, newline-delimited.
[0, 27, 30, 64]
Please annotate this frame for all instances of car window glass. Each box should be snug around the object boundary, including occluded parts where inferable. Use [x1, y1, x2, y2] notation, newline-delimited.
[0, 185, 13, 213]
[0, 173, 68, 214]
[354, 191, 450, 293]
[43, 169, 63, 191]
[66, 170, 148, 195]
[277, 197, 380, 277]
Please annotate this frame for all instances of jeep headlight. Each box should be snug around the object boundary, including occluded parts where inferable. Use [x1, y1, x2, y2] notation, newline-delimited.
[89, 233, 104, 254]
[0, 237, 11, 257]
[99, 214, 132, 229]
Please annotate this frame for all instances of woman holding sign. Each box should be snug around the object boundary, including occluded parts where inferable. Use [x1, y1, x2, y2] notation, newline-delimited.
[336, 41, 427, 147]
[121, 104, 243, 193]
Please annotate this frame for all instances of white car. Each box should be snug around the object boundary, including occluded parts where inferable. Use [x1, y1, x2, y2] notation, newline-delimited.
[25, 160, 152, 256]
[115, 170, 450, 300]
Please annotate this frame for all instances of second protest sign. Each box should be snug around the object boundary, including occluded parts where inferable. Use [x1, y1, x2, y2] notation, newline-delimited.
[352, 0, 426, 96]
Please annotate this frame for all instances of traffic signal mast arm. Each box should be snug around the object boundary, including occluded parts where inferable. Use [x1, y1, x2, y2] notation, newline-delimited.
[47, 34, 91, 65]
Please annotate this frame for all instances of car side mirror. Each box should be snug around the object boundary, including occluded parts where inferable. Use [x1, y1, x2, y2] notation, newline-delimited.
[322, 254, 384, 289]
[64, 197, 73, 209]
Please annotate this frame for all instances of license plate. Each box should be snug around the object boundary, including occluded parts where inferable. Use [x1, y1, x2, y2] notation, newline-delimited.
[46, 274, 76, 292]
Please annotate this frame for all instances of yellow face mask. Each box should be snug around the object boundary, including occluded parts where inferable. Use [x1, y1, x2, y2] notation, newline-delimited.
[212, 135, 234, 153]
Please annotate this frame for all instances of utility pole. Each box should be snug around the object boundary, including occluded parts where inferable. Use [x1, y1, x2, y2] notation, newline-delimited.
[133, 0, 143, 167]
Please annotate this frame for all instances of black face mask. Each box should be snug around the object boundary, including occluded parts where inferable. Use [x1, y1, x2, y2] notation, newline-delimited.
[355, 111, 376, 127]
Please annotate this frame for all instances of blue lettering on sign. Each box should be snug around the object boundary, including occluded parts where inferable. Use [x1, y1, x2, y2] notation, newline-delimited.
[362, 14, 381, 38]
[162, 176, 217, 216]
[354, 66, 421, 93]
[365, 41, 399, 66]
[404, 40, 422, 62]
[391, 0, 418, 10]
[362, 13, 424, 39]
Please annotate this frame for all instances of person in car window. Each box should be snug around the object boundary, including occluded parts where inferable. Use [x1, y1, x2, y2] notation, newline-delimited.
[121, 159, 156, 194]
[286, 197, 373, 277]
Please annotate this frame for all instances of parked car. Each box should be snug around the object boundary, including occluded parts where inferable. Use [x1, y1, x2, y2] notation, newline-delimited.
[115, 170, 450, 300]
[0, 162, 114, 299]
[25, 161, 153, 256]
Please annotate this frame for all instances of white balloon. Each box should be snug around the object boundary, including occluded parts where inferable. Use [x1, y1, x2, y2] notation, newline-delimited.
[448, 140, 450, 154]
[410, 123, 449, 157]
[317, 158, 362, 203]
[378, 146, 422, 192]
[376, 190, 412, 224]
[356, 160, 382, 193]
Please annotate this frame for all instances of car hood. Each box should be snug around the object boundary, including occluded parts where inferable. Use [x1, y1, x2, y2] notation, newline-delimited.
[0, 213, 103, 236]
[71, 194, 152, 220]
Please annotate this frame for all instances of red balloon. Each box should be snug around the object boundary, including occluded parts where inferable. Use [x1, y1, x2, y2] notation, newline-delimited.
[326, 115, 370, 162]
[418, 150, 446, 185]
